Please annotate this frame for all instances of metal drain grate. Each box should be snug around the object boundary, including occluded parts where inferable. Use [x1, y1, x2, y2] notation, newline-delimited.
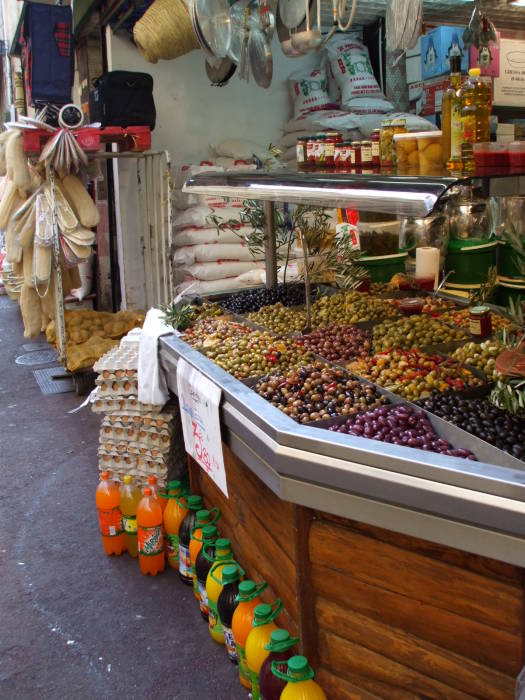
[33, 366, 74, 395]
[15, 349, 58, 366]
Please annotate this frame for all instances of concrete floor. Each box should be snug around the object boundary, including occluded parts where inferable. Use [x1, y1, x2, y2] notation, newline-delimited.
[0, 299, 248, 700]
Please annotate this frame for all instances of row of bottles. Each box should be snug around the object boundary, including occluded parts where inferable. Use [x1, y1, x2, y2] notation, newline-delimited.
[96, 472, 326, 698]
[442, 58, 491, 171]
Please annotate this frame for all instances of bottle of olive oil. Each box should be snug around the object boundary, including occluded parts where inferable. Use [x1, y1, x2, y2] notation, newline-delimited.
[444, 55, 463, 171]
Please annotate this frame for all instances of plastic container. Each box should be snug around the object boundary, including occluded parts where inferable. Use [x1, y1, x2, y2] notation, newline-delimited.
[416, 131, 443, 172]
[190, 507, 220, 599]
[96, 471, 126, 556]
[445, 239, 498, 285]
[259, 629, 299, 700]
[245, 600, 283, 700]
[357, 220, 400, 256]
[497, 280, 525, 308]
[399, 297, 425, 315]
[275, 656, 327, 700]
[460, 67, 491, 170]
[195, 525, 218, 619]
[509, 141, 525, 168]
[137, 487, 165, 576]
[206, 539, 235, 644]
[393, 132, 419, 170]
[474, 142, 509, 168]
[232, 580, 267, 689]
[358, 252, 408, 283]
[498, 240, 525, 279]
[217, 564, 244, 662]
[120, 475, 141, 557]
[163, 480, 187, 569]
[178, 494, 203, 584]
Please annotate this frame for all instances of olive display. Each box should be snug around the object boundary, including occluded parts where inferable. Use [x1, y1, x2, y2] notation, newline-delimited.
[248, 302, 307, 334]
[191, 302, 224, 320]
[416, 393, 525, 461]
[370, 282, 397, 295]
[255, 361, 388, 423]
[373, 316, 468, 351]
[437, 308, 510, 332]
[312, 291, 400, 326]
[329, 404, 477, 459]
[204, 331, 313, 380]
[182, 318, 251, 349]
[220, 284, 307, 314]
[297, 325, 372, 362]
[450, 340, 505, 382]
[347, 348, 484, 401]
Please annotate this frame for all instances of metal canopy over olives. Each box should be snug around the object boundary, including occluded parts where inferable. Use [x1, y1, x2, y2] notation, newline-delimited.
[255, 361, 388, 423]
[373, 316, 468, 351]
[248, 302, 307, 334]
[297, 325, 372, 362]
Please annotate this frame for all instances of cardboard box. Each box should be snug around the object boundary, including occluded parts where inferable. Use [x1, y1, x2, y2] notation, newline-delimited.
[420, 76, 449, 115]
[406, 54, 422, 84]
[406, 37, 421, 59]
[469, 31, 500, 77]
[493, 37, 525, 107]
[408, 81, 423, 102]
[421, 26, 469, 80]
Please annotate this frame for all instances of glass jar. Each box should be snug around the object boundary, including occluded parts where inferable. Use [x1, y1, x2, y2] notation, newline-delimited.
[469, 306, 492, 337]
[371, 129, 381, 167]
[314, 135, 326, 169]
[306, 136, 316, 169]
[334, 141, 345, 170]
[324, 131, 342, 169]
[380, 120, 393, 167]
[361, 140, 373, 165]
[296, 137, 308, 171]
[352, 141, 362, 166]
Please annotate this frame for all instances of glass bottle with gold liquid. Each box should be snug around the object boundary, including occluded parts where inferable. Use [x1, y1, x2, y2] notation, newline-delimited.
[460, 67, 491, 171]
[443, 56, 462, 170]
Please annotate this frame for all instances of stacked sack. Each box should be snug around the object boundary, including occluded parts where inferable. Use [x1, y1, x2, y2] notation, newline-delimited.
[92, 340, 186, 486]
[279, 34, 437, 167]
[173, 158, 267, 296]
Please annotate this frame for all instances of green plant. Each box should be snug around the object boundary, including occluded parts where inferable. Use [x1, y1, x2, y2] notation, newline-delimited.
[489, 378, 525, 414]
[500, 221, 525, 277]
[469, 266, 497, 305]
[160, 301, 195, 331]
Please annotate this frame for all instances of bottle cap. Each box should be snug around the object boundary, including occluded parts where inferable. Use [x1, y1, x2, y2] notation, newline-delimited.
[238, 580, 256, 596]
[270, 629, 291, 644]
[100, 471, 109, 480]
[187, 494, 203, 509]
[143, 487, 152, 496]
[202, 525, 217, 540]
[123, 475, 132, 484]
[254, 603, 272, 621]
[221, 564, 241, 584]
[288, 656, 309, 674]
[148, 475, 157, 485]
[167, 480, 181, 490]
[215, 537, 231, 550]
[195, 509, 210, 524]
[469, 67, 481, 77]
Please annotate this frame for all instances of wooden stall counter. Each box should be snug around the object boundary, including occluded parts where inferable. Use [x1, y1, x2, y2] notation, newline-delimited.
[189, 446, 524, 700]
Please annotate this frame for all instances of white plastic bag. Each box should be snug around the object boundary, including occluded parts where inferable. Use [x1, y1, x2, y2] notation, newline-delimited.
[210, 139, 266, 161]
[185, 260, 265, 281]
[288, 67, 338, 118]
[326, 35, 385, 109]
[174, 243, 264, 266]
[174, 206, 243, 230]
[173, 226, 247, 246]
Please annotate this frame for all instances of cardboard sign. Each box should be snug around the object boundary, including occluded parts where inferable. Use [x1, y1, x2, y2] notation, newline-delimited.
[469, 32, 500, 78]
[493, 38, 525, 107]
[177, 358, 228, 498]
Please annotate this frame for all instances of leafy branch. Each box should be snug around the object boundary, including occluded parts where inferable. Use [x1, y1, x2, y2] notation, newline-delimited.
[469, 266, 497, 305]
[160, 301, 195, 331]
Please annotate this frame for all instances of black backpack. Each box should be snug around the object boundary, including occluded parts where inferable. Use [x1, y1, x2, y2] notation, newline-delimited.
[89, 71, 156, 130]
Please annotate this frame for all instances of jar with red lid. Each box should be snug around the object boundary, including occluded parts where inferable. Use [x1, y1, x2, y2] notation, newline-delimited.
[306, 137, 316, 169]
[352, 141, 362, 166]
[371, 129, 380, 167]
[324, 131, 342, 168]
[361, 140, 373, 165]
[296, 137, 309, 171]
[469, 306, 492, 337]
[314, 135, 326, 169]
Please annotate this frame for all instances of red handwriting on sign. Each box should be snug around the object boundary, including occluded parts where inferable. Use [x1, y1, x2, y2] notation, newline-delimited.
[192, 420, 212, 474]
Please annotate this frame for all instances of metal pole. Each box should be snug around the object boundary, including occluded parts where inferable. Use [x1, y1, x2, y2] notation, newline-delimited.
[263, 200, 277, 289]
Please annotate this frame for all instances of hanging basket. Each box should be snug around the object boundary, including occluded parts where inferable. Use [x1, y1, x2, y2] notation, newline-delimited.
[133, 0, 199, 64]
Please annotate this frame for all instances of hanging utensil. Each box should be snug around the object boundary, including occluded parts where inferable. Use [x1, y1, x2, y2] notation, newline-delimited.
[194, 0, 232, 58]
[276, 0, 312, 56]
[205, 57, 237, 85]
[291, 0, 322, 52]
[238, 5, 252, 80]
[279, 0, 309, 30]
[190, 0, 223, 66]
[249, 27, 273, 88]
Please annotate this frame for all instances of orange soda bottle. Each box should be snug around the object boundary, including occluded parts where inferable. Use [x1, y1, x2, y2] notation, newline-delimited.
[137, 487, 165, 576]
[245, 600, 283, 700]
[189, 507, 220, 599]
[232, 580, 267, 688]
[119, 475, 141, 557]
[147, 475, 160, 502]
[96, 471, 126, 556]
[163, 480, 188, 569]
[276, 656, 327, 700]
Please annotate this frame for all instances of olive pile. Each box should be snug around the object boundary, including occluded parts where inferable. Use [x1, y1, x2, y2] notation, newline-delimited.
[221, 284, 307, 314]
[370, 282, 397, 295]
[438, 308, 510, 332]
[255, 361, 388, 423]
[329, 404, 477, 459]
[416, 393, 525, 461]
[312, 291, 400, 326]
[191, 302, 224, 321]
[182, 318, 250, 349]
[450, 340, 505, 382]
[248, 303, 307, 334]
[347, 348, 483, 401]
[298, 325, 372, 362]
[204, 331, 312, 380]
[373, 316, 468, 351]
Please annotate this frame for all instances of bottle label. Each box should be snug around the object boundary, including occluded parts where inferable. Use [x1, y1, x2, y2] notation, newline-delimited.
[178, 544, 191, 577]
[249, 669, 261, 700]
[371, 141, 380, 158]
[208, 601, 223, 635]
[450, 104, 463, 159]
[192, 565, 199, 595]
[165, 533, 179, 562]
[469, 317, 482, 336]
[361, 145, 372, 163]
[296, 144, 305, 163]
[122, 515, 137, 535]
[349, 147, 356, 164]
[98, 507, 123, 538]
[198, 581, 209, 615]
[325, 142, 335, 157]
[236, 645, 250, 683]
[138, 525, 163, 556]
[306, 141, 315, 160]
[318, 143, 325, 162]
[223, 626, 238, 662]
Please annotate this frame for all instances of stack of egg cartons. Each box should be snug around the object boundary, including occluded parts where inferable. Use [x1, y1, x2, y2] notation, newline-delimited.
[92, 342, 186, 486]
[172, 163, 267, 296]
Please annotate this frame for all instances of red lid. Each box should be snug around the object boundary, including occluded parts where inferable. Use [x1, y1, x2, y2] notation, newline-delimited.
[100, 471, 109, 480]
[148, 475, 157, 485]
[144, 487, 153, 496]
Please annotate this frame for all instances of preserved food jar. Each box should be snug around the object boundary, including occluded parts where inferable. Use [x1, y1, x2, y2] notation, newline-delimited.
[352, 141, 362, 166]
[361, 140, 373, 165]
[314, 135, 325, 168]
[371, 129, 380, 166]
[306, 136, 316, 168]
[469, 306, 492, 337]
[296, 137, 308, 171]
[324, 131, 342, 168]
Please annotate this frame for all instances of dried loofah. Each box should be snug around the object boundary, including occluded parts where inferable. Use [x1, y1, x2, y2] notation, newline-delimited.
[0, 181, 21, 229]
[6, 131, 32, 193]
[23, 244, 35, 287]
[16, 203, 36, 249]
[34, 243, 52, 284]
[5, 214, 23, 263]
[60, 175, 100, 228]
[20, 284, 42, 339]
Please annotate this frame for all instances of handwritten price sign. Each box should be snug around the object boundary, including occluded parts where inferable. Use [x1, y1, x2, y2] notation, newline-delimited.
[176, 358, 228, 498]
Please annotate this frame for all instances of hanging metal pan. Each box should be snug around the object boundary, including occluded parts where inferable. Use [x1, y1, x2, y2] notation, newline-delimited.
[276, 1, 309, 56]
[278, 0, 309, 29]
[195, 0, 232, 58]
[205, 57, 237, 85]
[190, 0, 222, 65]
[249, 27, 273, 88]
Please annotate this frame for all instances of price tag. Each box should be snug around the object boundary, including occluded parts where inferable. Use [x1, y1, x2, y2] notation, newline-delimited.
[176, 358, 228, 498]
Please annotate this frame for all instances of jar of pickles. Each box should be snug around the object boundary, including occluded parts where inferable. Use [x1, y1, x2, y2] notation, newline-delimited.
[296, 137, 308, 171]
[379, 120, 393, 167]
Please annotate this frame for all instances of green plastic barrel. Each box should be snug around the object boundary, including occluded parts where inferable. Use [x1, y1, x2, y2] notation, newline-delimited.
[498, 240, 525, 280]
[358, 252, 408, 283]
[445, 240, 498, 285]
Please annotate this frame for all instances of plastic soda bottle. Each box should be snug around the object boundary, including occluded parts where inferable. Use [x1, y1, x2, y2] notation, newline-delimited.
[96, 471, 126, 556]
[137, 487, 165, 576]
[178, 495, 203, 584]
[119, 475, 141, 557]
[163, 480, 188, 569]
[147, 475, 160, 501]
[245, 600, 283, 700]
[275, 656, 327, 700]
[189, 508, 220, 599]
[232, 580, 267, 688]
[217, 564, 244, 663]
[259, 630, 299, 700]
[206, 539, 235, 644]
[195, 525, 218, 619]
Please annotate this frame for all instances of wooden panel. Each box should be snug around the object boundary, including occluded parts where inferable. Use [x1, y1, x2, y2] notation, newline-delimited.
[310, 519, 522, 634]
[292, 505, 317, 664]
[316, 668, 383, 700]
[319, 630, 478, 700]
[315, 512, 523, 586]
[311, 563, 521, 676]
[317, 597, 515, 700]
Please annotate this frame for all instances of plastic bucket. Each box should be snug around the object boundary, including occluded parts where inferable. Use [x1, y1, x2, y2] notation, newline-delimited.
[445, 240, 498, 285]
[358, 252, 408, 283]
[498, 240, 525, 279]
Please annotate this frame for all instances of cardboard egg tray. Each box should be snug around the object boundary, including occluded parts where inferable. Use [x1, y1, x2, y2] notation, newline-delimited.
[95, 377, 139, 397]
[92, 395, 161, 414]
[93, 345, 139, 373]
[100, 417, 138, 443]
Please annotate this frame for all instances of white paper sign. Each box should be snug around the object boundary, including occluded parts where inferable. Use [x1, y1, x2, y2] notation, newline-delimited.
[176, 358, 228, 498]
[493, 38, 525, 107]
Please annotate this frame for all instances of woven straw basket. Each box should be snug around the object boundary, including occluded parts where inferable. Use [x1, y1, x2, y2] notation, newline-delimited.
[133, 0, 199, 64]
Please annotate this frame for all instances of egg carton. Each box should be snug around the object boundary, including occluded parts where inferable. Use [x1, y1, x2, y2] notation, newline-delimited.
[100, 418, 138, 443]
[98, 453, 137, 470]
[91, 395, 162, 414]
[93, 345, 139, 373]
[97, 463, 167, 487]
[95, 377, 139, 397]
[98, 368, 138, 381]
